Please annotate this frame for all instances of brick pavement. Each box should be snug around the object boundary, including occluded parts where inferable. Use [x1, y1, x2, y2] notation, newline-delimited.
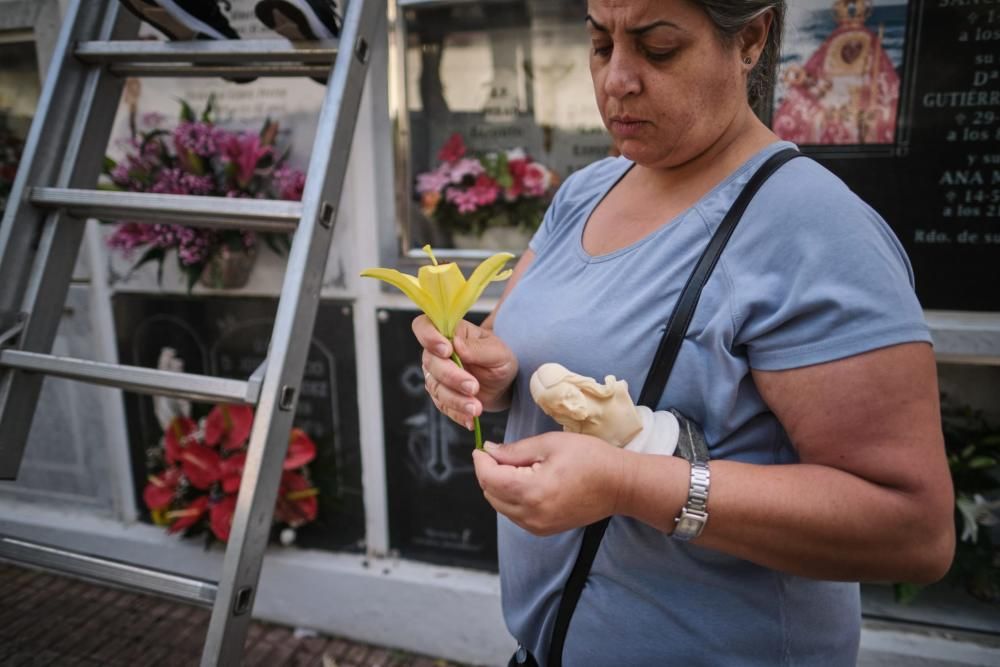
[0, 563, 471, 667]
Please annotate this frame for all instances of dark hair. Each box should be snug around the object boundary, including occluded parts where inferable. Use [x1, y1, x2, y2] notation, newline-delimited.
[690, 1, 786, 112]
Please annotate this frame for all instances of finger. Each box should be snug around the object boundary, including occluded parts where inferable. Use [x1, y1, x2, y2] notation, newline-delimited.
[411, 314, 452, 358]
[452, 320, 513, 368]
[484, 437, 547, 467]
[422, 350, 480, 398]
[425, 369, 480, 426]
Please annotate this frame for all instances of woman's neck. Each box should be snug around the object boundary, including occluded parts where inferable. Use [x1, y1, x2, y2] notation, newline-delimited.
[634, 107, 779, 195]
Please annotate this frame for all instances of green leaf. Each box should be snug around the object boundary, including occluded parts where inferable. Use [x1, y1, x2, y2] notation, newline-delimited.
[185, 264, 201, 293]
[129, 245, 166, 285]
[264, 232, 291, 256]
[892, 582, 924, 604]
[961, 445, 976, 459]
[133, 245, 165, 271]
[102, 156, 117, 175]
[179, 99, 196, 122]
[201, 94, 216, 122]
[968, 456, 997, 469]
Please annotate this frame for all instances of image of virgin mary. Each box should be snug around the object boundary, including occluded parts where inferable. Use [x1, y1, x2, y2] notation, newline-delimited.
[772, 0, 903, 145]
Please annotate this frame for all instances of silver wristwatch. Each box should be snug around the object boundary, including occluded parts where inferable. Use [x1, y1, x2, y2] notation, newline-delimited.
[672, 460, 710, 541]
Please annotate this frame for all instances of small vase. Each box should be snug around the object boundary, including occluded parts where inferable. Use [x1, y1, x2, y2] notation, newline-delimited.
[451, 226, 533, 253]
[199, 245, 257, 289]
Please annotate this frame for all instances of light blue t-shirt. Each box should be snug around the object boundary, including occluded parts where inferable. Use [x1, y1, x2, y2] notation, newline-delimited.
[491, 141, 932, 666]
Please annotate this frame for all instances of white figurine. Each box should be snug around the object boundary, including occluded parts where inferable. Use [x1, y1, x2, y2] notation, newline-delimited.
[529, 362, 679, 456]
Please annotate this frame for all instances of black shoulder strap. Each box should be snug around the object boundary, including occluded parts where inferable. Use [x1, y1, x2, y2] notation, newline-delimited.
[546, 148, 802, 667]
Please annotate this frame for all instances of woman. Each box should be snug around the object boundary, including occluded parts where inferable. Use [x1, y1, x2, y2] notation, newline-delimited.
[414, 1, 954, 664]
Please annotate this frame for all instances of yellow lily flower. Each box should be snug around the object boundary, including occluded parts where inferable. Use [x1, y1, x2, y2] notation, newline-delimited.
[361, 245, 514, 450]
[360, 245, 514, 339]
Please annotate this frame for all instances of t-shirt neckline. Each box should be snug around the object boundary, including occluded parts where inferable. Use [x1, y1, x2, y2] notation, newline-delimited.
[574, 141, 796, 264]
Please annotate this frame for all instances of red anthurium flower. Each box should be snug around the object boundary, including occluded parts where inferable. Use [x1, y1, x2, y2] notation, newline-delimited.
[275, 471, 318, 527]
[179, 444, 222, 490]
[210, 495, 237, 542]
[204, 404, 254, 450]
[166, 495, 209, 533]
[437, 132, 466, 163]
[220, 452, 247, 494]
[284, 429, 317, 470]
[142, 467, 181, 511]
[163, 416, 199, 464]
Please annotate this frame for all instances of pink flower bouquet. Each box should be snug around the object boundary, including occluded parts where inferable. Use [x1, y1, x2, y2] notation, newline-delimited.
[416, 133, 559, 239]
[103, 97, 306, 289]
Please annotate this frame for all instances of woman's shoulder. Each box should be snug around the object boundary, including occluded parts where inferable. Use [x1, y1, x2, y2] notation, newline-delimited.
[730, 151, 902, 253]
[556, 156, 632, 202]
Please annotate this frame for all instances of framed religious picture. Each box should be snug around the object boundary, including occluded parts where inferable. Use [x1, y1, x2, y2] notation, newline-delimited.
[772, 0, 911, 155]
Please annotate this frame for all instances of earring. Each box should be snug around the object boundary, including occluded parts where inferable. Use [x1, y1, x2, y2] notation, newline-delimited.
[743, 56, 753, 65]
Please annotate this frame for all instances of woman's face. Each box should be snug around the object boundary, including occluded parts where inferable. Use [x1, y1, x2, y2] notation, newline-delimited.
[586, 0, 749, 169]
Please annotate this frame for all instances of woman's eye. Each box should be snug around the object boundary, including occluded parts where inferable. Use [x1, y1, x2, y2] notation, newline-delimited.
[591, 43, 612, 57]
[644, 49, 675, 62]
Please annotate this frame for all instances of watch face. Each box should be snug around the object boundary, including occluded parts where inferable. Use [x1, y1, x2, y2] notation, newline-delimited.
[676, 515, 702, 536]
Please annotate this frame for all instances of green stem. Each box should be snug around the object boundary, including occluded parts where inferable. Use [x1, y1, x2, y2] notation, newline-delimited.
[450, 350, 483, 450]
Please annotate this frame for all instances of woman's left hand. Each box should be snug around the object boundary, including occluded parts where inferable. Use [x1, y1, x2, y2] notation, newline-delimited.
[472, 431, 629, 535]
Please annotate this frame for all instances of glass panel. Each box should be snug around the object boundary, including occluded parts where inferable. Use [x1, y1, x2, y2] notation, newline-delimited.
[398, 0, 611, 254]
[0, 38, 41, 215]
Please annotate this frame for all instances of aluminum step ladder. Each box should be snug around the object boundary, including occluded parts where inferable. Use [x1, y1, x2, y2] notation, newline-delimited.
[0, 1, 383, 664]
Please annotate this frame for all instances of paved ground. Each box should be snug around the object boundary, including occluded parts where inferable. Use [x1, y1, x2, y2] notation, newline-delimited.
[0, 562, 470, 666]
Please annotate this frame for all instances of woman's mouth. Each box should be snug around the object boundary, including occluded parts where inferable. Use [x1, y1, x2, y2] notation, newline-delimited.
[609, 116, 648, 138]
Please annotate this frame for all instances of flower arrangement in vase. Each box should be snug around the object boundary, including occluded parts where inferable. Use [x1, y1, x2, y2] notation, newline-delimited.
[103, 97, 306, 290]
[415, 133, 559, 250]
[143, 403, 319, 545]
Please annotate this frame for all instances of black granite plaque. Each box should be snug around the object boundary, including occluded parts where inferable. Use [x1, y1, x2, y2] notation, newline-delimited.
[378, 308, 505, 572]
[112, 294, 363, 552]
[776, 0, 1000, 310]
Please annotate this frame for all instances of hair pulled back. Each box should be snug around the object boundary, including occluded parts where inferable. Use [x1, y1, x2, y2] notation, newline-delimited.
[690, 1, 786, 111]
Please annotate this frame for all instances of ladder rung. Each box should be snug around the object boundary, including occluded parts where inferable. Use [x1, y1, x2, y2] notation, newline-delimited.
[75, 39, 339, 63]
[0, 350, 258, 405]
[0, 536, 217, 607]
[109, 64, 332, 78]
[75, 40, 338, 78]
[32, 188, 301, 232]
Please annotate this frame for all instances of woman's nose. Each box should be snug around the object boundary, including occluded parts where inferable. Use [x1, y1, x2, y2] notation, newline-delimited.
[604, 50, 642, 99]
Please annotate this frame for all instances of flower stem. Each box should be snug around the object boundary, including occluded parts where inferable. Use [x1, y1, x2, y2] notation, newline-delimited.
[450, 350, 483, 450]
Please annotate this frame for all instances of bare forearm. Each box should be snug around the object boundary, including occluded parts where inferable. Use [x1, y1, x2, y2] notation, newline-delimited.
[618, 453, 954, 583]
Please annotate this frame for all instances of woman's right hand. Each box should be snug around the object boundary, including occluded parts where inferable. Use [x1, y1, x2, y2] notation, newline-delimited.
[412, 315, 518, 429]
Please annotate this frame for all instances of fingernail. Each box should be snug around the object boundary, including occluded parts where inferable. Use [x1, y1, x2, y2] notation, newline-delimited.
[462, 380, 477, 395]
[484, 441, 499, 452]
[464, 403, 477, 416]
[435, 343, 450, 356]
[465, 419, 473, 430]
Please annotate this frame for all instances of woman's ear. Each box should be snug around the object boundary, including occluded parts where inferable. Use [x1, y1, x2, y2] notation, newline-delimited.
[739, 10, 774, 63]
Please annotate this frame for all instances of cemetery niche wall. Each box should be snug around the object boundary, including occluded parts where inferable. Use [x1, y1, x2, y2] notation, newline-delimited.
[113, 294, 364, 552]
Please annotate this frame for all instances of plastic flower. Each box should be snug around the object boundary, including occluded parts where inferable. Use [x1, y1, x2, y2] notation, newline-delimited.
[204, 404, 254, 450]
[360, 245, 514, 448]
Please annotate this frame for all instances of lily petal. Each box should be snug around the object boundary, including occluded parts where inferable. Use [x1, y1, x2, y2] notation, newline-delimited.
[418, 262, 467, 337]
[360, 267, 446, 329]
[450, 252, 515, 327]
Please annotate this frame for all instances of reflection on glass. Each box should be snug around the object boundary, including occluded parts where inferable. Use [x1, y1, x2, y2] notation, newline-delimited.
[0, 39, 41, 215]
[398, 0, 613, 253]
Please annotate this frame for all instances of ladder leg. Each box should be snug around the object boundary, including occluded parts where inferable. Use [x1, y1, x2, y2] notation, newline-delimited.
[199, 1, 385, 664]
[0, 0, 139, 479]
